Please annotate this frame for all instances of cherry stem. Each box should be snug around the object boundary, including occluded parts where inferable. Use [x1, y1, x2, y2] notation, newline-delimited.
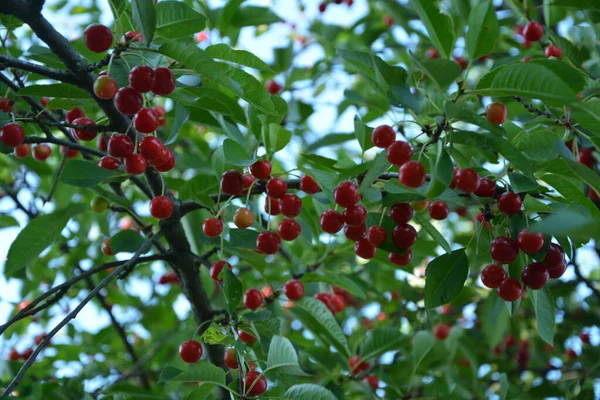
[378, 207, 387, 225]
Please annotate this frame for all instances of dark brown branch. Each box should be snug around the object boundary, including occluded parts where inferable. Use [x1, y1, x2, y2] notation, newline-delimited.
[17, 118, 113, 132]
[0, 54, 78, 84]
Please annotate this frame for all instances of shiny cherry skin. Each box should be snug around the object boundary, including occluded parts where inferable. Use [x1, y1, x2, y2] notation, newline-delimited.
[280, 194, 302, 218]
[203, 218, 223, 237]
[2, 123, 26, 147]
[334, 181, 360, 207]
[244, 371, 267, 396]
[577, 148, 595, 168]
[152, 67, 176, 95]
[83, 24, 113, 53]
[498, 192, 522, 215]
[548, 263, 566, 279]
[300, 175, 320, 194]
[224, 348, 238, 369]
[220, 170, 244, 195]
[390, 203, 413, 224]
[428, 200, 449, 220]
[154, 150, 175, 172]
[490, 236, 519, 264]
[434, 323, 451, 340]
[521, 262, 549, 290]
[133, 108, 160, 134]
[355, 237, 376, 259]
[179, 340, 202, 363]
[399, 160, 426, 188]
[264, 197, 281, 215]
[545, 44, 562, 58]
[256, 231, 280, 254]
[365, 375, 379, 389]
[486, 103, 507, 124]
[348, 355, 371, 375]
[314, 293, 337, 313]
[517, 230, 544, 254]
[343, 205, 367, 226]
[234, 207, 255, 229]
[498, 277, 522, 302]
[454, 168, 480, 193]
[71, 117, 97, 141]
[386, 141, 412, 166]
[283, 279, 304, 300]
[278, 218, 301, 241]
[210, 261, 231, 282]
[32, 144, 51, 161]
[523, 21, 544, 42]
[244, 289, 264, 310]
[66, 107, 85, 124]
[114, 87, 143, 115]
[320, 210, 344, 234]
[388, 249, 412, 266]
[93, 75, 118, 100]
[250, 160, 272, 180]
[108, 134, 134, 158]
[238, 330, 256, 344]
[367, 226, 387, 247]
[392, 224, 417, 249]
[371, 125, 395, 148]
[14, 144, 30, 159]
[481, 264, 506, 288]
[124, 154, 147, 175]
[97, 134, 109, 152]
[150, 196, 173, 219]
[266, 80, 281, 94]
[98, 156, 121, 170]
[474, 177, 496, 198]
[266, 177, 287, 198]
[542, 243, 566, 270]
[344, 224, 367, 241]
[128, 65, 155, 93]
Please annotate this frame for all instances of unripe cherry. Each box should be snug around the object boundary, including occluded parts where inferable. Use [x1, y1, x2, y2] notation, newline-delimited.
[93, 75, 118, 99]
[234, 207, 255, 229]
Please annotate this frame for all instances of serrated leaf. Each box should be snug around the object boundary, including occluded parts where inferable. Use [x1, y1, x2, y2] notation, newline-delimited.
[424, 249, 469, 308]
[360, 327, 407, 361]
[528, 286, 555, 345]
[282, 384, 337, 400]
[266, 336, 308, 376]
[417, 58, 462, 90]
[155, 1, 205, 39]
[466, 1, 498, 60]
[301, 272, 365, 299]
[131, 0, 156, 45]
[408, 0, 455, 58]
[206, 44, 272, 72]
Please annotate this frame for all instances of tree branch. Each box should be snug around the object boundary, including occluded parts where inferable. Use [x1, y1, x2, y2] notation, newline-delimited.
[0, 54, 78, 84]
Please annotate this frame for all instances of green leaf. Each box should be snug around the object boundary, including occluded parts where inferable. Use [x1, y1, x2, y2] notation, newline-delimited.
[5, 204, 86, 277]
[360, 327, 407, 361]
[223, 269, 243, 315]
[206, 44, 272, 72]
[417, 58, 462, 91]
[268, 123, 292, 153]
[484, 132, 534, 178]
[0, 215, 19, 229]
[108, 0, 126, 18]
[511, 126, 562, 161]
[508, 172, 539, 193]
[528, 286, 555, 345]
[414, 213, 452, 253]
[500, 373, 509, 400]
[161, 363, 227, 387]
[444, 102, 505, 136]
[412, 331, 435, 371]
[424, 249, 469, 308]
[19, 83, 88, 98]
[481, 290, 509, 349]
[180, 174, 217, 208]
[159, 43, 278, 115]
[222, 138, 255, 167]
[155, 1, 205, 39]
[466, 1, 498, 60]
[131, 0, 156, 45]
[408, 0, 455, 58]
[59, 160, 119, 188]
[359, 151, 390, 193]
[532, 209, 600, 240]
[289, 298, 350, 358]
[540, 173, 600, 220]
[523, 196, 553, 213]
[426, 143, 453, 198]
[230, 6, 282, 27]
[110, 230, 146, 254]
[282, 384, 337, 400]
[354, 114, 374, 152]
[475, 59, 586, 105]
[265, 335, 308, 376]
[301, 272, 366, 299]
[165, 103, 190, 145]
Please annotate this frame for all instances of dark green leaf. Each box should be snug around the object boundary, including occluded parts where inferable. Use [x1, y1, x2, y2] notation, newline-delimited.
[426, 143, 453, 198]
[268, 123, 292, 153]
[222, 138, 254, 167]
[230, 6, 282, 27]
[60, 160, 120, 188]
[360, 327, 407, 361]
[223, 269, 243, 315]
[165, 103, 190, 145]
[466, 1, 498, 60]
[354, 114, 373, 152]
[408, 0, 456, 58]
[19, 83, 88, 98]
[266, 335, 308, 377]
[110, 230, 146, 254]
[161, 362, 226, 387]
[302, 272, 366, 299]
[528, 286, 555, 345]
[414, 213, 452, 253]
[155, 1, 205, 39]
[131, 0, 156, 45]
[283, 384, 337, 400]
[424, 249, 469, 308]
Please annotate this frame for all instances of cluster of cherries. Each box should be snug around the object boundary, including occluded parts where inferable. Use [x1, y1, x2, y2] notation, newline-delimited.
[513, 20, 563, 59]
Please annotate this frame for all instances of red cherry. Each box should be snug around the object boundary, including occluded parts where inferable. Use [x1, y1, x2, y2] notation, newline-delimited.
[97, 134, 109, 152]
[33, 144, 52, 161]
[34, 333, 49, 346]
[498, 277, 522, 302]
[0, 97, 12, 113]
[278, 218, 301, 241]
[521, 262, 549, 290]
[426, 47, 439, 59]
[498, 192, 522, 216]
[343, 205, 367, 226]
[434, 323, 451, 340]
[238, 330, 256, 344]
[66, 107, 85, 124]
[150, 196, 173, 219]
[365, 375, 379, 389]
[93, 75, 118, 100]
[334, 181, 360, 207]
[579, 332, 590, 344]
[266, 80, 281, 94]
[224, 348, 238, 369]
[20, 348, 33, 360]
[523, 21, 544, 41]
[455, 206, 468, 217]
[388, 249, 412, 266]
[280, 194, 302, 218]
[159, 272, 179, 285]
[133, 108, 159, 134]
[83, 24, 113, 53]
[318, 2, 327, 12]
[124, 154, 147, 175]
[542, 243, 566, 270]
[60, 146, 79, 158]
[344, 223, 367, 241]
[486, 103, 507, 124]
[98, 70, 108, 77]
[139, 136, 167, 164]
[122, 30, 143, 42]
[371, 125, 395, 148]
[522, 56, 533, 63]
[355, 237, 376, 259]
[8, 348, 20, 361]
[244, 371, 267, 396]
[234, 207, 255, 229]
[548, 263, 566, 279]
[266, 178, 287, 198]
[203, 218, 223, 237]
[577, 148, 595, 168]
[331, 294, 345, 313]
[1, 123, 25, 147]
[210, 261, 231, 282]
[474, 177, 496, 198]
[475, 212, 490, 229]
[283, 279, 304, 300]
[70, 117, 97, 141]
[454, 56, 468, 71]
[243, 174, 255, 191]
[481, 264, 507, 288]
[152, 67, 176, 95]
[320, 209, 344, 234]
[98, 156, 121, 170]
[367, 226, 387, 247]
[428, 200, 448, 220]
[14, 144, 30, 159]
[128, 65, 156, 93]
[386, 141, 412, 166]
[264, 197, 281, 215]
[348, 355, 370, 375]
[517, 230, 544, 254]
[392, 224, 417, 249]
[154, 150, 175, 172]
[244, 289, 264, 310]
[454, 169, 480, 193]
[544, 44, 562, 58]
[256, 231, 280, 254]
[179, 340, 202, 363]
[314, 293, 337, 314]
[390, 203, 413, 224]
[220, 170, 244, 195]
[383, 14, 393, 26]
[108, 134, 134, 158]
[300, 175, 320, 194]
[565, 349, 577, 360]
[490, 236, 519, 264]
[250, 160, 272, 180]
[114, 87, 143, 115]
[399, 160, 426, 188]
